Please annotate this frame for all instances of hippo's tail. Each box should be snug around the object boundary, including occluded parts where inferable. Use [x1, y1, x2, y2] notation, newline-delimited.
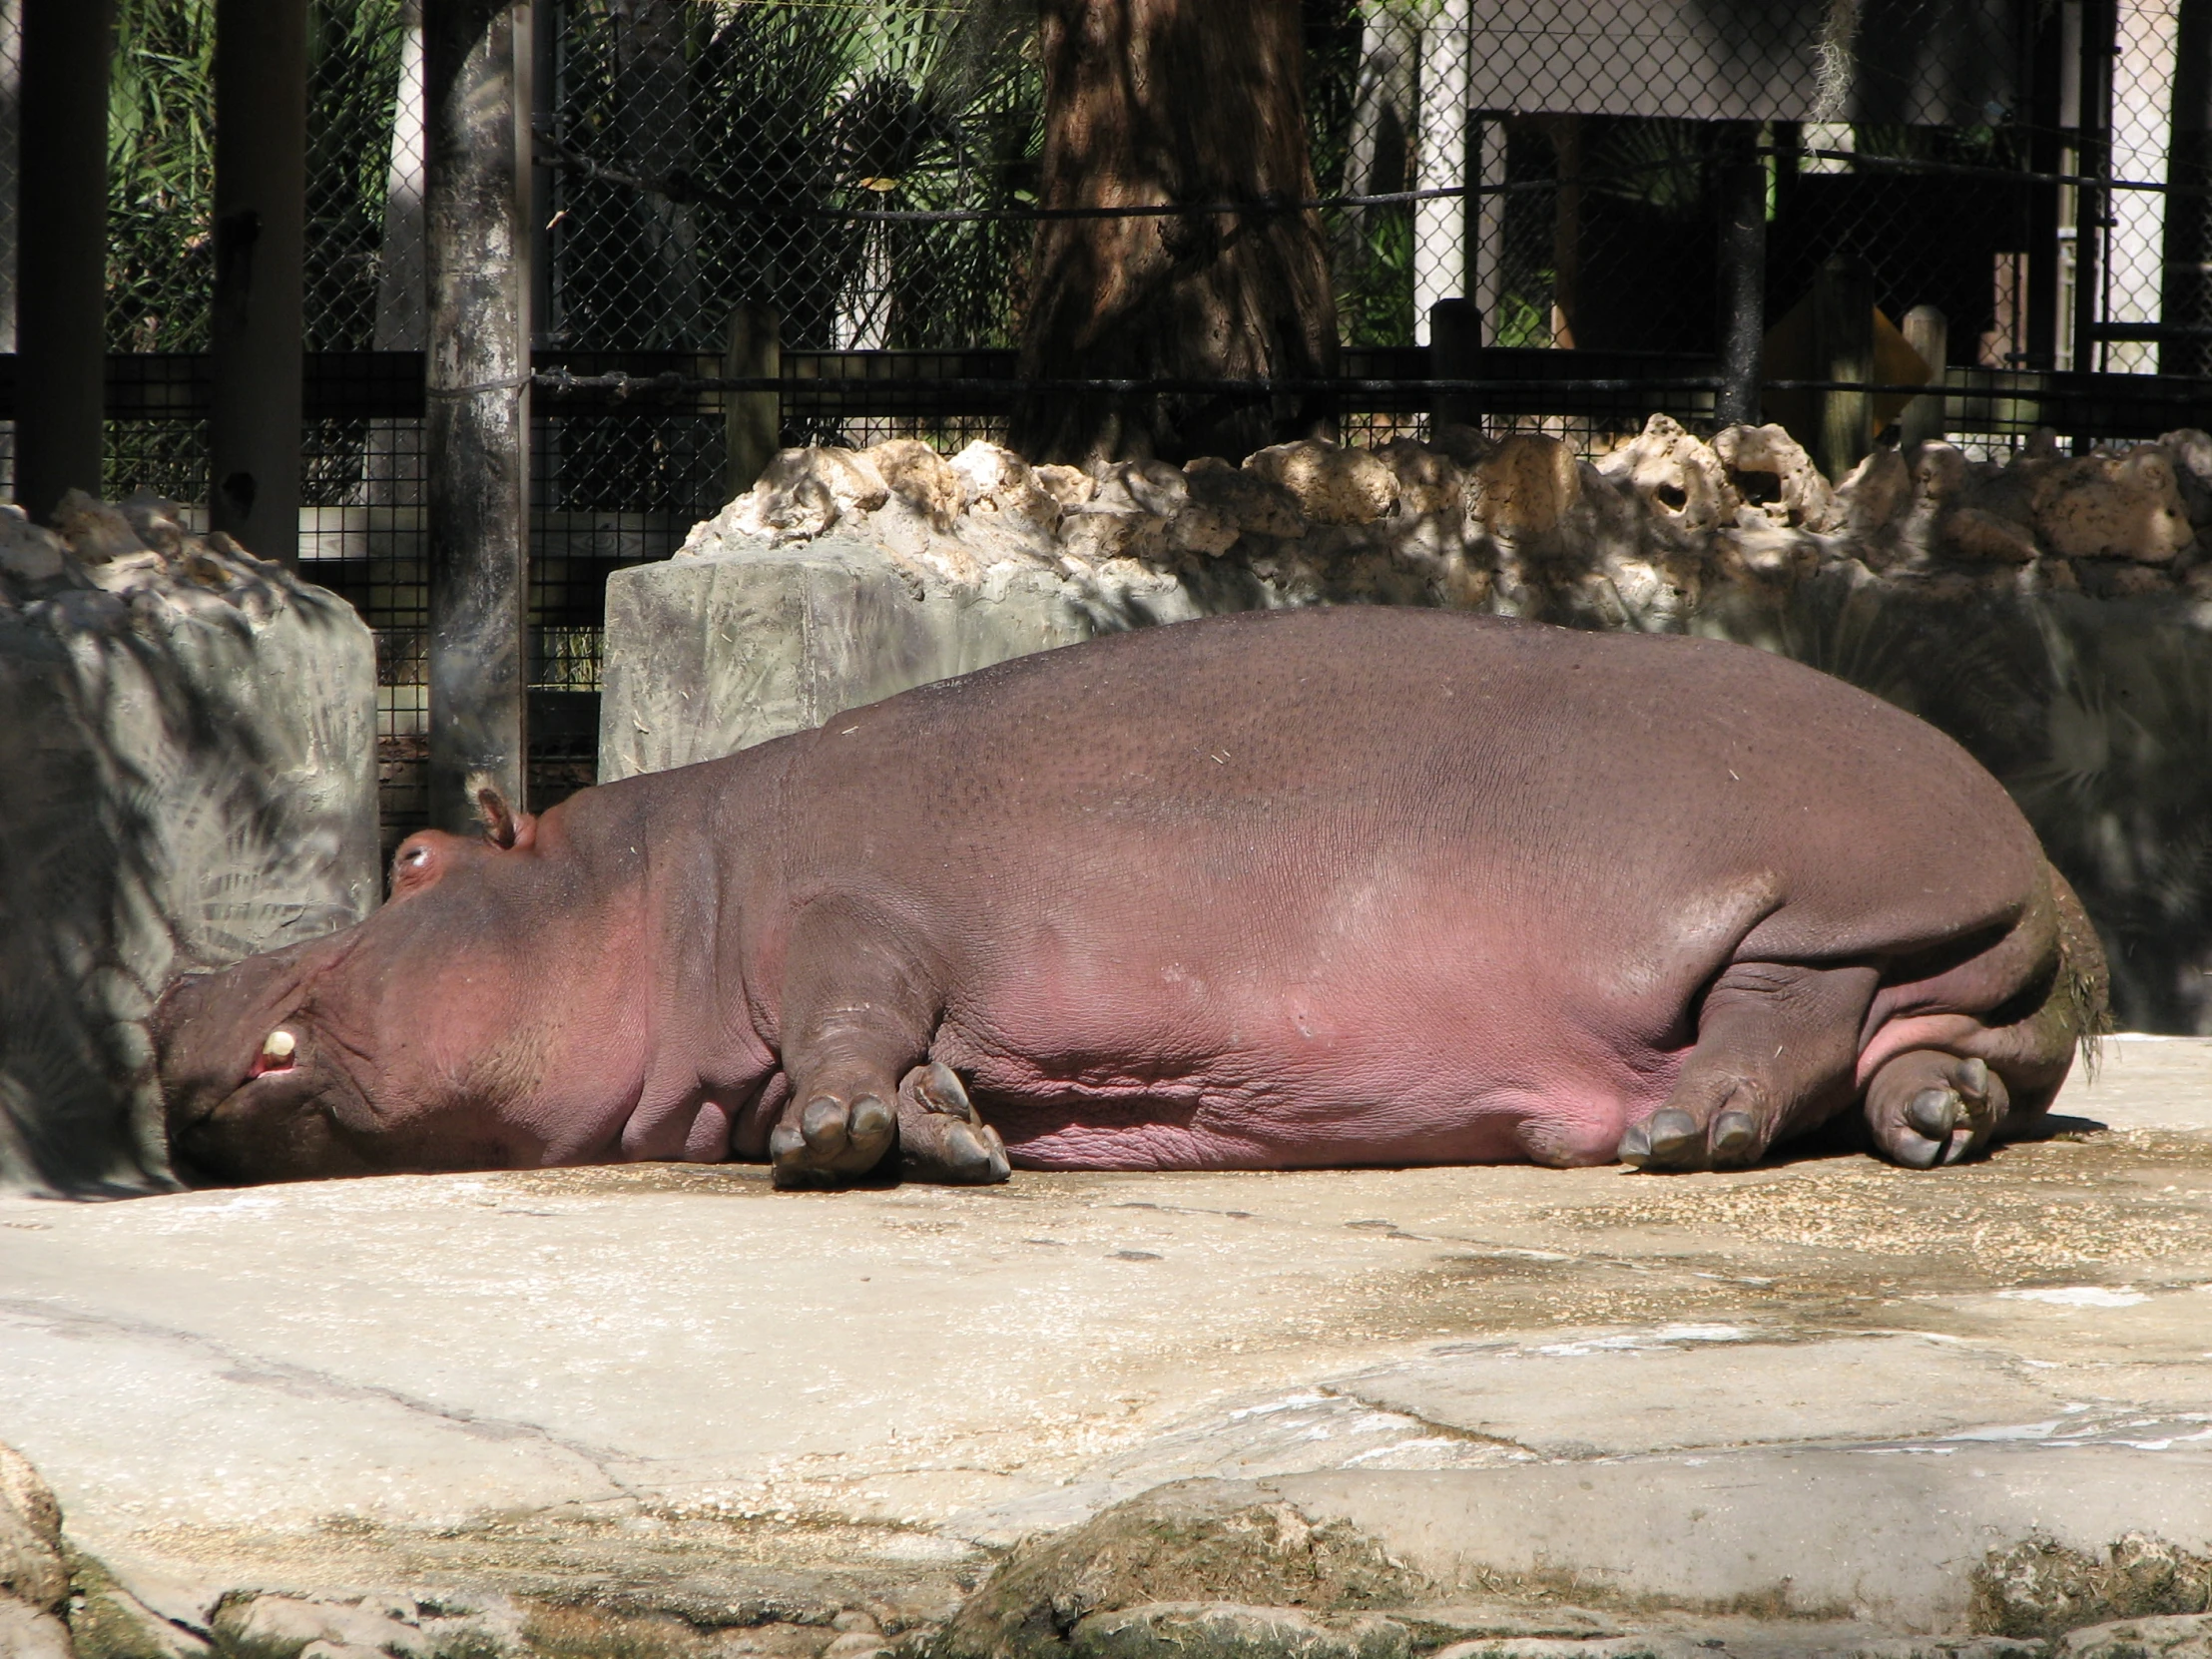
[2046, 860, 2114, 1076]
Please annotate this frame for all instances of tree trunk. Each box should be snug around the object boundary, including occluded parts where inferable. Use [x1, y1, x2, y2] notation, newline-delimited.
[1011, 0, 1338, 468]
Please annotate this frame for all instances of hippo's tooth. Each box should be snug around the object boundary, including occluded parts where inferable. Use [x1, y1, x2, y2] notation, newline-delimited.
[262, 1029, 297, 1063]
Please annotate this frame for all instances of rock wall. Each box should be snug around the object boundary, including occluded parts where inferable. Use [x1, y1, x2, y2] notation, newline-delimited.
[604, 420, 2212, 1032]
[0, 493, 378, 1195]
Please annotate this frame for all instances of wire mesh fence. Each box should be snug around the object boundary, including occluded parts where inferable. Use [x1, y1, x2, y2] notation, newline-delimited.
[3, 0, 2199, 847]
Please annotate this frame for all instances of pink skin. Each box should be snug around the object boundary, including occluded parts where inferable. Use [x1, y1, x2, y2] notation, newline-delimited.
[157, 610, 2102, 1188]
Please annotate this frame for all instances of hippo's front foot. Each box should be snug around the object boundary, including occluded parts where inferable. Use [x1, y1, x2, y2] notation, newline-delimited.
[1863, 1049, 2007, 1167]
[769, 1087, 899, 1188]
[768, 1061, 1010, 1189]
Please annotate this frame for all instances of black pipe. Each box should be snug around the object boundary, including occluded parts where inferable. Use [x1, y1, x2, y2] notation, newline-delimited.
[16, 0, 114, 522]
[209, 0, 307, 564]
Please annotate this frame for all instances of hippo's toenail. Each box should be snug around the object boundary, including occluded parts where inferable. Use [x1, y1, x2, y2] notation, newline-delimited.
[801, 1096, 849, 1154]
[1957, 1057, 1989, 1098]
[1894, 1132, 1943, 1169]
[1646, 1108, 1700, 1163]
[848, 1094, 893, 1142]
[1906, 1087, 1959, 1139]
[1711, 1110, 1757, 1159]
[1617, 1122, 1654, 1168]
[769, 1123, 806, 1163]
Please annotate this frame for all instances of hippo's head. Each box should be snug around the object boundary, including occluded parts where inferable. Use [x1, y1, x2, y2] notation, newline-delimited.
[156, 792, 571, 1185]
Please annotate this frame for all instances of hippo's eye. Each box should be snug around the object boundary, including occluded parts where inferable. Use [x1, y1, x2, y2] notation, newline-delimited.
[402, 847, 429, 867]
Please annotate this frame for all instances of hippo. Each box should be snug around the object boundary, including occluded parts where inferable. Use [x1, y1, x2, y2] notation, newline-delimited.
[157, 608, 2108, 1188]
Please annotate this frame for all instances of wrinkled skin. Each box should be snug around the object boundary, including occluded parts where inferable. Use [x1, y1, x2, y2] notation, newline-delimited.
[159, 610, 2109, 1189]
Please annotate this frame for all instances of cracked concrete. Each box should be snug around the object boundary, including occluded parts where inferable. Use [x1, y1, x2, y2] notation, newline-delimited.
[2, 1037, 2209, 1649]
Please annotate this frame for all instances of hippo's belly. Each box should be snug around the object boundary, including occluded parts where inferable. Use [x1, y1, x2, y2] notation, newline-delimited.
[927, 866, 1705, 1170]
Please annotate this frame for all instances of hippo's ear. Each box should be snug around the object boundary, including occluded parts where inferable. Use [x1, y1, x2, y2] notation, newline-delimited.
[474, 788, 537, 851]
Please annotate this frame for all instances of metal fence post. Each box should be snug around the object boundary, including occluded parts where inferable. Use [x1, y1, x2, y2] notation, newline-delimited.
[1715, 152, 1766, 428]
[1812, 253, 1874, 482]
[209, 0, 307, 566]
[1899, 305, 1948, 450]
[1428, 298, 1479, 434]
[424, 0, 531, 830]
[16, 0, 113, 522]
[725, 303, 781, 501]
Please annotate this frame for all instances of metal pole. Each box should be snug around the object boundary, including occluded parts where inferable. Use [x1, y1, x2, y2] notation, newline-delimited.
[209, 0, 307, 564]
[424, 0, 531, 830]
[1715, 144, 1767, 428]
[16, 0, 113, 522]
[1812, 253, 1874, 482]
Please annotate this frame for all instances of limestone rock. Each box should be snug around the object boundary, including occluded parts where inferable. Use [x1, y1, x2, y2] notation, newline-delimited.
[1712, 423, 1840, 531]
[1094, 460, 1190, 520]
[1373, 440, 1463, 519]
[1035, 465, 1097, 508]
[694, 446, 890, 546]
[211, 1592, 522, 1659]
[66, 1552, 214, 1657]
[1184, 459, 1303, 540]
[936, 1482, 1427, 1659]
[1940, 507, 2041, 565]
[1467, 434, 1581, 549]
[2060, 1613, 2212, 1657]
[950, 443, 1063, 535]
[1071, 1605, 1408, 1659]
[2026, 447, 2196, 563]
[1244, 442, 1398, 526]
[1836, 446, 1914, 545]
[2161, 428, 2212, 532]
[1430, 1638, 1708, 1659]
[0, 1444, 67, 1615]
[0, 1598, 76, 1659]
[866, 439, 967, 532]
[1597, 414, 1734, 533]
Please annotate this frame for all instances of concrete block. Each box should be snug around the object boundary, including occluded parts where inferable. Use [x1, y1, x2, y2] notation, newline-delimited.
[0, 501, 377, 1193]
[599, 534, 1197, 780]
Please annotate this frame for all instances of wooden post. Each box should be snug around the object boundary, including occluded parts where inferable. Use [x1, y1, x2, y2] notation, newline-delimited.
[424, 0, 531, 830]
[725, 304, 781, 502]
[16, 0, 113, 522]
[1812, 253, 1874, 482]
[1715, 148, 1767, 427]
[1427, 297, 1479, 435]
[1899, 304, 1948, 450]
[209, 0, 307, 564]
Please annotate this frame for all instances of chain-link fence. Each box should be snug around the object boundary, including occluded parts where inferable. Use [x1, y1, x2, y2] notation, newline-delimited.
[0, 0, 2199, 845]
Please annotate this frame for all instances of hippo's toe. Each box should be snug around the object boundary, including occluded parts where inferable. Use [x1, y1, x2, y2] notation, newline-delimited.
[897, 1062, 1011, 1186]
[771, 1088, 900, 1187]
[1865, 1050, 2006, 1169]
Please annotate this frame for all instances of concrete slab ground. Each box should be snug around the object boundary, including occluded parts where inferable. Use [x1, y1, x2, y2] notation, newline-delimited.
[3, 1036, 2209, 1654]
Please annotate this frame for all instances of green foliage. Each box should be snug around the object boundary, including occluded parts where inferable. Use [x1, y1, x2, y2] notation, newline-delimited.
[105, 0, 405, 353]
[106, 0, 215, 351]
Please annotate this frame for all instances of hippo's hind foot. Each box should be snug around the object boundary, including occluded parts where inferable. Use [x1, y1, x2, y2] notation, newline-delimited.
[1864, 1049, 2009, 1168]
[1618, 961, 1878, 1173]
